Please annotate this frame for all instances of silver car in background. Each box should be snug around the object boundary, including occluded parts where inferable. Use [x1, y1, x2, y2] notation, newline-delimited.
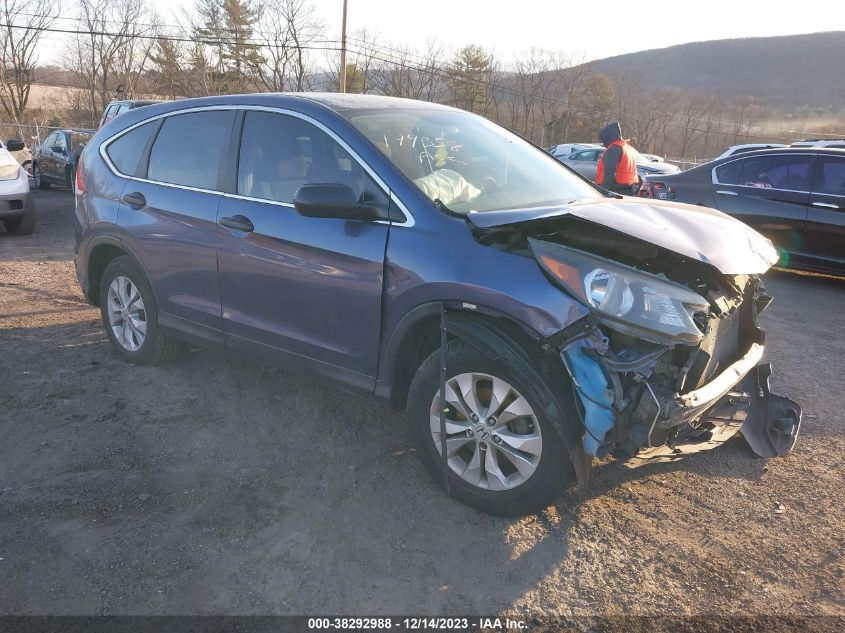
[560, 145, 681, 182]
[0, 138, 36, 234]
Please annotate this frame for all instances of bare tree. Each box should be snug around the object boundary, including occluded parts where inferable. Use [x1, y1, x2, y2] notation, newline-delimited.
[62, 0, 158, 125]
[509, 48, 549, 142]
[371, 39, 445, 102]
[251, 0, 296, 92]
[326, 27, 379, 93]
[548, 52, 594, 143]
[0, 0, 61, 121]
[727, 97, 765, 144]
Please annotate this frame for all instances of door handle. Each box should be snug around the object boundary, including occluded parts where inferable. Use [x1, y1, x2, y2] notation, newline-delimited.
[122, 191, 146, 209]
[812, 201, 839, 209]
[219, 214, 254, 233]
[716, 190, 738, 196]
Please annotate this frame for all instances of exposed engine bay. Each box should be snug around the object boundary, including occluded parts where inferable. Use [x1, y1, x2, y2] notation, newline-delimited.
[472, 213, 802, 467]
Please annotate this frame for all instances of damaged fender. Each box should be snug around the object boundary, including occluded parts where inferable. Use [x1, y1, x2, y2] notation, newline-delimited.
[442, 312, 592, 486]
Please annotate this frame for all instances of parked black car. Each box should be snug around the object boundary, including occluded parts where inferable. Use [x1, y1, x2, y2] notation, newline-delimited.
[32, 129, 92, 190]
[99, 100, 160, 128]
[639, 148, 845, 276]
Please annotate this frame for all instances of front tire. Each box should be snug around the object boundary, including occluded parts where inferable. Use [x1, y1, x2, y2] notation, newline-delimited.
[33, 163, 50, 190]
[99, 256, 181, 365]
[407, 339, 575, 516]
[3, 209, 36, 235]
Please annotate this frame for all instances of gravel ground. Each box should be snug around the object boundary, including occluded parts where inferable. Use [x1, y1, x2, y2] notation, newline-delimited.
[1, 190, 844, 617]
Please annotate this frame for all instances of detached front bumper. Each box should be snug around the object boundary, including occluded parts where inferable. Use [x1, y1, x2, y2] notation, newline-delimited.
[623, 357, 801, 467]
[561, 311, 801, 467]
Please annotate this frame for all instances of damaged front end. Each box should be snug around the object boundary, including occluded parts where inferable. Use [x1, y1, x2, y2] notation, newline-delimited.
[527, 237, 801, 467]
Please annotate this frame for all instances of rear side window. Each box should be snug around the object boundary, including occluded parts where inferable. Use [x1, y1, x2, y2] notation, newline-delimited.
[717, 155, 812, 191]
[106, 120, 158, 175]
[148, 110, 234, 190]
[101, 106, 118, 126]
[816, 156, 845, 196]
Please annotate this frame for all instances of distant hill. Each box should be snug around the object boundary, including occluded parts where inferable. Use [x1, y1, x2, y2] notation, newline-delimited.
[592, 31, 845, 110]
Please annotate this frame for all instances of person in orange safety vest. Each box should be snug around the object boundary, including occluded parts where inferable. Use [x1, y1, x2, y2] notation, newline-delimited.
[595, 121, 640, 194]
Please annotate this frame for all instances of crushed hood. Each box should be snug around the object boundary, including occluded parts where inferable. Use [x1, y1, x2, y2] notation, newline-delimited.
[466, 198, 779, 275]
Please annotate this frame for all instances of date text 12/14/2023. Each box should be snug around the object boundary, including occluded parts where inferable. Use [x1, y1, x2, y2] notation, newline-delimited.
[307, 617, 527, 630]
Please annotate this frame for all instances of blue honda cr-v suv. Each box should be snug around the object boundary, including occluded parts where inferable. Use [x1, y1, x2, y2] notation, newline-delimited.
[74, 93, 801, 515]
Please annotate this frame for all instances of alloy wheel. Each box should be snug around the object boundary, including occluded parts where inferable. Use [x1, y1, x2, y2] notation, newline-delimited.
[429, 372, 543, 491]
[106, 276, 147, 352]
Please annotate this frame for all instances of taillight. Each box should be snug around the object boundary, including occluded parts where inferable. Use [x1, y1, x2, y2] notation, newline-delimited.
[638, 180, 673, 200]
[74, 152, 84, 194]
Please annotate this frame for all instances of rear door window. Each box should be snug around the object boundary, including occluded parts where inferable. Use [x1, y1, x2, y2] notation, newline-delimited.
[147, 110, 235, 190]
[814, 156, 845, 196]
[106, 120, 159, 176]
[717, 155, 812, 191]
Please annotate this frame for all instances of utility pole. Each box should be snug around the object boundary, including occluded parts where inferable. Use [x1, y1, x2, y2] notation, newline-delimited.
[339, 0, 348, 93]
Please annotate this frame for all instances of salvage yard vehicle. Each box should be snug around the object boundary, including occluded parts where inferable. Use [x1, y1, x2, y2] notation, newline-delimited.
[32, 129, 92, 191]
[0, 138, 37, 234]
[99, 99, 161, 128]
[638, 147, 845, 276]
[73, 94, 801, 516]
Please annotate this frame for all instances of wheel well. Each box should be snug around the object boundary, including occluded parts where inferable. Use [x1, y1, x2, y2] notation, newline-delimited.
[87, 244, 128, 306]
[387, 310, 548, 409]
[387, 314, 443, 408]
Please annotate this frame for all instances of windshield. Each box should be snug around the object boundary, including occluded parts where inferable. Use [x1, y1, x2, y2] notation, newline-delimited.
[344, 108, 602, 213]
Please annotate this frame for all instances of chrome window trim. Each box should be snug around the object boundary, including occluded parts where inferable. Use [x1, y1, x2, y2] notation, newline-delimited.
[710, 151, 818, 194]
[99, 103, 415, 227]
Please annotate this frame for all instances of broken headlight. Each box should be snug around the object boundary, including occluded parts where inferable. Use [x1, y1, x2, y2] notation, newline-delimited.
[530, 238, 709, 346]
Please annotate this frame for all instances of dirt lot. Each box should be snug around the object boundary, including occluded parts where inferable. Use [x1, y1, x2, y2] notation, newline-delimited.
[1, 190, 844, 617]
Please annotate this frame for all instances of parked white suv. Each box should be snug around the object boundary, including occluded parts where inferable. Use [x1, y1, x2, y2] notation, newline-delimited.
[789, 139, 845, 149]
[715, 143, 788, 159]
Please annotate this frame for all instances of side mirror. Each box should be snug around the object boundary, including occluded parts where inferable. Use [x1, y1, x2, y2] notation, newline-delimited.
[293, 183, 388, 221]
[6, 139, 24, 152]
[52, 145, 65, 155]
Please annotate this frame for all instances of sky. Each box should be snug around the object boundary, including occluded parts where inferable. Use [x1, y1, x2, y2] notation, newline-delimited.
[302, 0, 844, 62]
[39, 0, 845, 66]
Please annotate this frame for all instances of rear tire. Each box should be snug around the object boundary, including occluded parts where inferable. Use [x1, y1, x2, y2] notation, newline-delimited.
[3, 210, 36, 235]
[407, 339, 575, 516]
[99, 256, 181, 365]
